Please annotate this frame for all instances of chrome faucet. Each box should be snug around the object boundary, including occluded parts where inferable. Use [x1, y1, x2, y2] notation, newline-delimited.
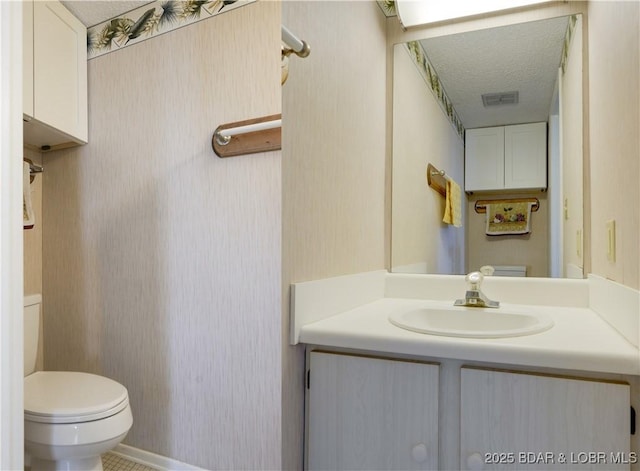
[454, 267, 500, 308]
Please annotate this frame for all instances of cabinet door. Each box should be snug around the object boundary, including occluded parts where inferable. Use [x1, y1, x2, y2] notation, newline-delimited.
[465, 127, 505, 191]
[460, 368, 630, 470]
[307, 352, 439, 470]
[33, 0, 87, 142]
[504, 122, 547, 189]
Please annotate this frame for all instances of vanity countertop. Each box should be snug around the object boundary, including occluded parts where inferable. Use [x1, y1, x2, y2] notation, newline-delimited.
[293, 272, 640, 376]
[299, 298, 640, 375]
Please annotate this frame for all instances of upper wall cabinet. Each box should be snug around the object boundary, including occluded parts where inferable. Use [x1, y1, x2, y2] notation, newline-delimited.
[465, 122, 547, 192]
[23, 0, 88, 150]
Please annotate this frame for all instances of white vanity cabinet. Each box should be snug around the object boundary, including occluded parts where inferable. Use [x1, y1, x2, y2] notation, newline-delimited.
[460, 368, 631, 470]
[306, 351, 440, 470]
[305, 352, 634, 471]
[465, 122, 547, 192]
[23, 0, 88, 149]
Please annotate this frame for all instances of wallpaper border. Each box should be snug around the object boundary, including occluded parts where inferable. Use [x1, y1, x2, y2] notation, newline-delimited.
[403, 41, 465, 139]
[87, 0, 256, 60]
[560, 14, 579, 75]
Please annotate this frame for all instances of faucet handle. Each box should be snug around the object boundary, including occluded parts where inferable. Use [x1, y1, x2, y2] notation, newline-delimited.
[465, 271, 483, 290]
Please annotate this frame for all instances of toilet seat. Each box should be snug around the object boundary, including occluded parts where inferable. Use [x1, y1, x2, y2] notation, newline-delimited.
[25, 371, 129, 424]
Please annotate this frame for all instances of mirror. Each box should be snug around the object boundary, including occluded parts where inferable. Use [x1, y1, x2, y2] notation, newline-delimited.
[391, 15, 584, 278]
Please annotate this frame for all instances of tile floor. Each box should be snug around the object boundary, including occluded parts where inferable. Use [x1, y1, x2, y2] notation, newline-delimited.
[102, 452, 159, 471]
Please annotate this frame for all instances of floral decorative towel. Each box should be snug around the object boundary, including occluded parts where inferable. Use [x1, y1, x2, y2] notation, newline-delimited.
[486, 202, 533, 236]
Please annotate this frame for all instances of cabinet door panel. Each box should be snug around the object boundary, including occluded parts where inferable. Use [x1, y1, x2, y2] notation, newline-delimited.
[465, 127, 505, 191]
[461, 368, 630, 470]
[504, 123, 547, 189]
[33, 1, 87, 142]
[308, 352, 439, 470]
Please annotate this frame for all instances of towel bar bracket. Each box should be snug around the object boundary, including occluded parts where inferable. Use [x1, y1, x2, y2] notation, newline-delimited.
[426, 163, 448, 197]
[212, 114, 281, 158]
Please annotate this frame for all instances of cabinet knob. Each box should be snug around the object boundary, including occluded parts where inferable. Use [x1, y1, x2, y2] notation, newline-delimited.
[467, 452, 484, 470]
[411, 443, 428, 463]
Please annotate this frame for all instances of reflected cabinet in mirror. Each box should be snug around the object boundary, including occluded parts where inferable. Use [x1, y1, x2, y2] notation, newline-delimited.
[391, 15, 584, 279]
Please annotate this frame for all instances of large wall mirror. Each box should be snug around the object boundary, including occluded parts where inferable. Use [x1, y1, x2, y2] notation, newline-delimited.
[391, 14, 584, 279]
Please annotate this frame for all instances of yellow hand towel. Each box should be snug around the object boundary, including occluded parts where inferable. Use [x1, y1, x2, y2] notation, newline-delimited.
[443, 178, 462, 227]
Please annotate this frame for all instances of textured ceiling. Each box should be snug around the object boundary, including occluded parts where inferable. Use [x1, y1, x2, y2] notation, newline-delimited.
[61, 1, 154, 27]
[420, 16, 570, 129]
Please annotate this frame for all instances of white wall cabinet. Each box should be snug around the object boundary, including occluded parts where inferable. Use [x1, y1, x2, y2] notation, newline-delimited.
[23, 0, 88, 149]
[465, 122, 547, 191]
[306, 352, 440, 470]
[460, 368, 630, 470]
[306, 352, 633, 471]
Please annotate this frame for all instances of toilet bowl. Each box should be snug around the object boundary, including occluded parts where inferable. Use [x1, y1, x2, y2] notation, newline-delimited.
[24, 295, 133, 471]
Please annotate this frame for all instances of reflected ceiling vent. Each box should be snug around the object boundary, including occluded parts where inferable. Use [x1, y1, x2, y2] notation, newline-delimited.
[482, 91, 519, 107]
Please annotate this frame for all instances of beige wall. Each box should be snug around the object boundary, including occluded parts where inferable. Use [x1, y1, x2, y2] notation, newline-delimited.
[467, 192, 549, 277]
[24, 148, 44, 370]
[588, 1, 639, 290]
[282, 1, 387, 468]
[24, 148, 42, 295]
[42, 3, 281, 469]
[283, 1, 387, 283]
[391, 44, 465, 274]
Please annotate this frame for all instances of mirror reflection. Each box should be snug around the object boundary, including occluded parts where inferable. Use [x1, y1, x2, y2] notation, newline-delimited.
[391, 15, 584, 278]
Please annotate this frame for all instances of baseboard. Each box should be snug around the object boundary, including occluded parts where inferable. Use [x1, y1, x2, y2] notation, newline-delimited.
[112, 444, 206, 471]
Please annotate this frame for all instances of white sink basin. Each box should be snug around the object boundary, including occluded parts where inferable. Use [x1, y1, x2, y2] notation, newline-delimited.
[389, 306, 554, 338]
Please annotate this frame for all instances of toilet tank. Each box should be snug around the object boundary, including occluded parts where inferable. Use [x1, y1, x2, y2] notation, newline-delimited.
[24, 294, 42, 377]
[493, 265, 527, 277]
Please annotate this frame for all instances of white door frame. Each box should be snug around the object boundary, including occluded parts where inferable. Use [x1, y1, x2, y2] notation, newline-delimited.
[0, 1, 25, 469]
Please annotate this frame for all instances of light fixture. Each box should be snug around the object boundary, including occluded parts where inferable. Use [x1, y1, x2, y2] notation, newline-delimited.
[395, 0, 554, 28]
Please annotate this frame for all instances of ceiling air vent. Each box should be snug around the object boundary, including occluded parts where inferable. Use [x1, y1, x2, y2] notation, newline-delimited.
[482, 91, 519, 107]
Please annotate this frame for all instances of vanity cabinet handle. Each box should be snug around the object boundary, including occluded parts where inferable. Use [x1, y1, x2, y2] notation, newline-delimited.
[466, 452, 484, 470]
[411, 443, 428, 463]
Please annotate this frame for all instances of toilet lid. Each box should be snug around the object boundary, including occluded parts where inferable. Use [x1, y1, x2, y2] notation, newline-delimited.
[24, 371, 129, 424]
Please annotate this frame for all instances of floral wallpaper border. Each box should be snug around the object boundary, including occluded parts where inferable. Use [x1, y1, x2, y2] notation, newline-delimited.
[560, 14, 578, 75]
[376, 0, 396, 17]
[87, 0, 256, 59]
[403, 41, 465, 139]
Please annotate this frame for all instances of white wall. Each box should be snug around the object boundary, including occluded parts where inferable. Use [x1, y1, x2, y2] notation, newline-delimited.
[42, 3, 281, 468]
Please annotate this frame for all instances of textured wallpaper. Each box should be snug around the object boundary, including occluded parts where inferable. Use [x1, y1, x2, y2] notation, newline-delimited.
[588, 1, 640, 290]
[282, 2, 388, 468]
[391, 44, 465, 275]
[561, 15, 584, 277]
[23, 148, 42, 296]
[42, 2, 281, 468]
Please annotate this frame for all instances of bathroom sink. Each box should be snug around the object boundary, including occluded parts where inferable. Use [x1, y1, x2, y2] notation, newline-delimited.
[388, 307, 554, 338]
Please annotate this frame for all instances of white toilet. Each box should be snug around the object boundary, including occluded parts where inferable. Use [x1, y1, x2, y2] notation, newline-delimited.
[24, 294, 133, 471]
